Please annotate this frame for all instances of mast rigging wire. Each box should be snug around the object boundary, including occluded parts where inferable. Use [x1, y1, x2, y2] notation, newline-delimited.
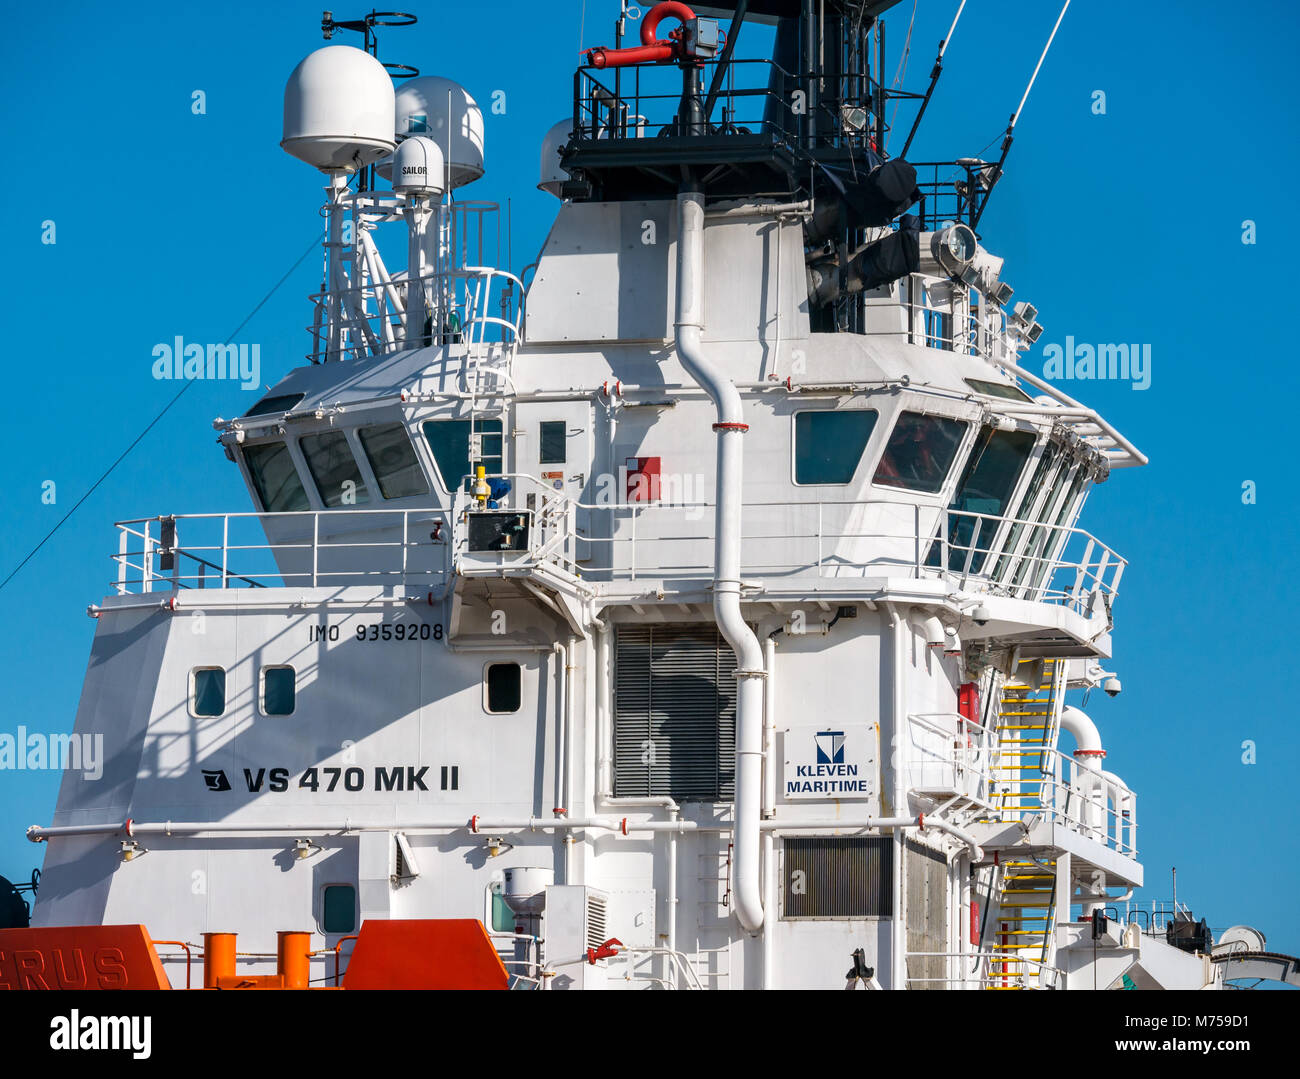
[0, 232, 325, 593]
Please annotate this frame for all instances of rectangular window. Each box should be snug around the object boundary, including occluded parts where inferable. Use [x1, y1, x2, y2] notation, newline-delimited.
[539, 421, 567, 465]
[613, 624, 736, 801]
[357, 423, 428, 500]
[485, 662, 522, 713]
[872, 412, 968, 494]
[793, 409, 879, 485]
[244, 392, 306, 417]
[964, 378, 1031, 402]
[299, 431, 369, 507]
[992, 444, 1058, 582]
[931, 426, 1036, 572]
[422, 418, 504, 492]
[243, 442, 310, 512]
[783, 837, 893, 918]
[262, 666, 295, 716]
[322, 884, 357, 934]
[192, 667, 226, 717]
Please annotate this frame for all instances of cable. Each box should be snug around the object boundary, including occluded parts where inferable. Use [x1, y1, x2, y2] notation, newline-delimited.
[0, 231, 325, 594]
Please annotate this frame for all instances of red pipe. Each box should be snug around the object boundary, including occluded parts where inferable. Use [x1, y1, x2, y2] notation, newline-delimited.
[587, 1, 696, 69]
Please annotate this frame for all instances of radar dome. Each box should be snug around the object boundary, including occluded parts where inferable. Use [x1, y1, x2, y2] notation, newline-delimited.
[538, 119, 573, 198]
[281, 45, 396, 173]
[387, 75, 485, 189]
[392, 136, 445, 196]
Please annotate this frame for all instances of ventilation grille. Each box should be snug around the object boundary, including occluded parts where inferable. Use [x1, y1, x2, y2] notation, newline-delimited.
[904, 839, 949, 990]
[585, 892, 608, 950]
[613, 624, 737, 800]
[782, 837, 893, 919]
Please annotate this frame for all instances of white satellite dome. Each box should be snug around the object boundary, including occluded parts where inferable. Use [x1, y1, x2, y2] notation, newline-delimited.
[392, 136, 445, 196]
[281, 45, 396, 172]
[538, 118, 573, 198]
[386, 75, 485, 189]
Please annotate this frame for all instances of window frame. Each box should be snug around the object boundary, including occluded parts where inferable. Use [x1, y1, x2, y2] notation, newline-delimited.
[260, 664, 296, 717]
[483, 661, 523, 715]
[538, 420, 568, 466]
[297, 429, 370, 508]
[190, 666, 227, 718]
[357, 422, 430, 501]
[869, 410, 971, 497]
[242, 440, 311, 513]
[320, 883, 358, 935]
[790, 407, 881, 487]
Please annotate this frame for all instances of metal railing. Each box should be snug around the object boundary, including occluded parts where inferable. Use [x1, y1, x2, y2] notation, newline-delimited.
[906, 951, 1064, 990]
[907, 712, 1138, 859]
[111, 485, 1124, 613]
[112, 510, 450, 594]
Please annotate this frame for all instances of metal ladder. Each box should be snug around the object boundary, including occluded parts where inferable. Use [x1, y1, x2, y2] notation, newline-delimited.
[985, 858, 1058, 989]
[988, 658, 1063, 823]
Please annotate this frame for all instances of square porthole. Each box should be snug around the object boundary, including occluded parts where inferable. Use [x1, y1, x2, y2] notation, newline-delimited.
[321, 884, 357, 934]
[191, 667, 226, 717]
[484, 662, 522, 714]
[261, 665, 295, 716]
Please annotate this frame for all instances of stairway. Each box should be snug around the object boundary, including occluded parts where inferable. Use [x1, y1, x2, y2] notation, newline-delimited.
[987, 658, 1063, 824]
[984, 858, 1058, 989]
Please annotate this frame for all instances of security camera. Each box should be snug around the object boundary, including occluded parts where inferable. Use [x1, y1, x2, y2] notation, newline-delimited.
[1103, 675, 1122, 698]
[971, 603, 992, 627]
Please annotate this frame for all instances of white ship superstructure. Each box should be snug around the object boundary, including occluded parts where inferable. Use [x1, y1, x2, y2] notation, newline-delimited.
[9, 1, 1296, 992]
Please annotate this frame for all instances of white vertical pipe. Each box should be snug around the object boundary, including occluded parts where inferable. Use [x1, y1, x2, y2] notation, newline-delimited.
[762, 631, 778, 987]
[888, 604, 908, 990]
[674, 189, 766, 937]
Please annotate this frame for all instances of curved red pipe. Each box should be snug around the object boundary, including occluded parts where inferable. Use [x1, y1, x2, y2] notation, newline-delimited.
[587, 1, 696, 69]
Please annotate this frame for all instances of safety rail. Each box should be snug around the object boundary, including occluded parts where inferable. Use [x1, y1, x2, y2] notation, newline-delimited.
[111, 488, 1124, 612]
[515, 490, 1126, 612]
[906, 951, 1064, 990]
[307, 264, 523, 364]
[575, 58, 849, 148]
[112, 510, 450, 594]
[909, 713, 1138, 859]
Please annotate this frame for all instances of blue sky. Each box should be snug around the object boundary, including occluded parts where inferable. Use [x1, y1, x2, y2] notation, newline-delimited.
[1, 0, 1296, 958]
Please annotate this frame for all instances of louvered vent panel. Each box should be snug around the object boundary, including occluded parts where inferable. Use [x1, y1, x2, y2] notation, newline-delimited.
[782, 836, 893, 919]
[613, 624, 737, 800]
[585, 892, 608, 950]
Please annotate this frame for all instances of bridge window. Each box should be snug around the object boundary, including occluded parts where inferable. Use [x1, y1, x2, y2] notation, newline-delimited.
[261, 666, 296, 717]
[872, 412, 968, 494]
[485, 662, 522, 714]
[192, 667, 226, 717]
[300, 431, 369, 507]
[932, 426, 1037, 571]
[244, 392, 305, 417]
[965, 378, 1031, 403]
[244, 441, 310, 513]
[422, 418, 505, 493]
[793, 409, 879, 485]
[358, 423, 428, 500]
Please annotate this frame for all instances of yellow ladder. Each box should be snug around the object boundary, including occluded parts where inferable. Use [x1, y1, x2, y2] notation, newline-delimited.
[988, 658, 1062, 822]
[985, 859, 1057, 989]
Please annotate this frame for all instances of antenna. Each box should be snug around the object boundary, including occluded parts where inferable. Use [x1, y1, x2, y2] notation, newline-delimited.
[899, 0, 965, 158]
[971, 0, 1070, 229]
[321, 10, 420, 191]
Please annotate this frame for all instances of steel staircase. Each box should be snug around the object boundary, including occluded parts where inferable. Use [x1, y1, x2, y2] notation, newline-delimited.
[984, 858, 1057, 989]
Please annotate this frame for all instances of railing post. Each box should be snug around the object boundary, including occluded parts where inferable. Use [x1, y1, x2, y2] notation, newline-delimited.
[117, 526, 129, 594]
[817, 502, 824, 576]
[221, 516, 229, 589]
[401, 511, 409, 581]
[143, 520, 154, 594]
[312, 513, 319, 588]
